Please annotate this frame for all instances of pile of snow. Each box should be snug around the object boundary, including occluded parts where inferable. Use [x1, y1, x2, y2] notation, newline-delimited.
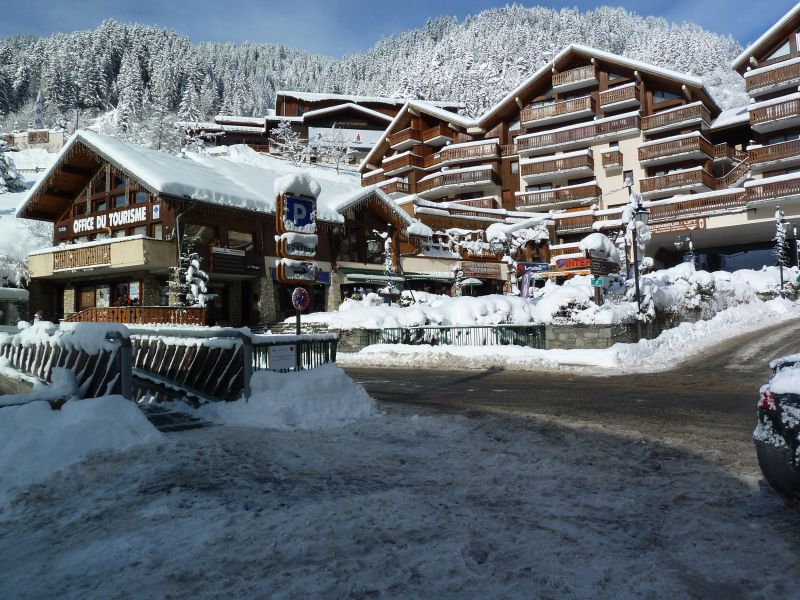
[191, 364, 377, 430]
[578, 232, 619, 260]
[0, 395, 161, 503]
[0, 321, 129, 354]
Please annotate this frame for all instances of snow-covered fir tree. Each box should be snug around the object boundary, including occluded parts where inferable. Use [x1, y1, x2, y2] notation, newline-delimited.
[0, 139, 22, 194]
[774, 207, 789, 268]
[184, 252, 210, 308]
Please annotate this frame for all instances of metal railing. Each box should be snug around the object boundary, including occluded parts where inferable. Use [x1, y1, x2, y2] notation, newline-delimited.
[252, 334, 338, 373]
[365, 325, 545, 349]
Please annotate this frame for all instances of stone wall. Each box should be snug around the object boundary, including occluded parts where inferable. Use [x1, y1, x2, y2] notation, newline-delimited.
[543, 324, 639, 350]
[257, 275, 277, 328]
[140, 274, 162, 307]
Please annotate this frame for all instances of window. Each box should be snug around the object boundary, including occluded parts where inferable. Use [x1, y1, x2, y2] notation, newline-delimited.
[623, 170, 634, 187]
[185, 223, 216, 245]
[768, 132, 800, 144]
[112, 194, 127, 208]
[653, 90, 681, 102]
[73, 203, 88, 216]
[131, 226, 147, 236]
[532, 98, 554, 108]
[608, 72, 625, 81]
[768, 40, 791, 61]
[94, 199, 107, 212]
[93, 171, 107, 194]
[133, 191, 149, 204]
[609, 141, 619, 148]
[511, 161, 519, 174]
[526, 183, 552, 192]
[152, 224, 163, 240]
[113, 175, 126, 189]
[113, 229, 126, 238]
[228, 230, 254, 250]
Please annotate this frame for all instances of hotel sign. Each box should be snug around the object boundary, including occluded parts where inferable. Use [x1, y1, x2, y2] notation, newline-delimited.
[72, 206, 150, 234]
[650, 218, 707, 235]
[461, 261, 503, 280]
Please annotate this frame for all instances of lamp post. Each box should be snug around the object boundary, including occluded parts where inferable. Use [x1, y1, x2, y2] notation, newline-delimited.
[626, 186, 649, 318]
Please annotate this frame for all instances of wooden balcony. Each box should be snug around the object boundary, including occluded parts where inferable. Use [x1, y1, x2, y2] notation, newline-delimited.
[424, 142, 500, 170]
[747, 175, 800, 205]
[648, 190, 747, 223]
[64, 306, 205, 325]
[422, 124, 456, 146]
[640, 169, 715, 198]
[745, 61, 800, 96]
[416, 167, 499, 199]
[749, 139, 800, 171]
[641, 104, 711, 133]
[517, 114, 640, 155]
[555, 215, 594, 235]
[599, 85, 640, 109]
[601, 149, 623, 169]
[515, 183, 600, 211]
[750, 98, 800, 134]
[389, 127, 422, 150]
[500, 144, 518, 157]
[452, 196, 500, 209]
[520, 153, 594, 183]
[53, 245, 111, 271]
[382, 152, 424, 175]
[552, 65, 598, 92]
[361, 170, 385, 187]
[377, 179, 410, 195]
[520, 96, 594, 127]
[638, 134, 714, 166]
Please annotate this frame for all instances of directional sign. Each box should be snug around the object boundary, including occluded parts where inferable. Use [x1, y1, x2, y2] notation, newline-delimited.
[591, 276, 604, 287]
[590, 257, 619, 276]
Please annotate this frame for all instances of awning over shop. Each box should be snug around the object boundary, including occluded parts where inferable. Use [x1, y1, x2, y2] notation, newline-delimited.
[403, 271, 455, 283]
[338, 267, 404, 284]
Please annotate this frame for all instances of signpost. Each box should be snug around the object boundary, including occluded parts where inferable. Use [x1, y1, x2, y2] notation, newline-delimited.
[590, 276, 604, 287]
[276, 192, 319, 285]
[291, 286, 310, 336]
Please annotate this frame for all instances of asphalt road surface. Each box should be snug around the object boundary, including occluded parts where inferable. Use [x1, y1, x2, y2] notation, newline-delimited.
[346, 318, 800, 477]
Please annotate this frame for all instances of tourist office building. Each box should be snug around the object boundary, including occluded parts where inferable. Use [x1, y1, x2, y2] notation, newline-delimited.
[361, 5, 800, 276]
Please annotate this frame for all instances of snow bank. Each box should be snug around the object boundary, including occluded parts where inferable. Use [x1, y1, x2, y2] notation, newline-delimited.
[0, 321, 129, 354]
[273, 173, 321, 199]
[194, 364, 377, 430]
[0, 395, 161, 503]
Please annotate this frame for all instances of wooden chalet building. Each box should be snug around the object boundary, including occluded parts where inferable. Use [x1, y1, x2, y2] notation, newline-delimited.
[18, 131, 429, 327]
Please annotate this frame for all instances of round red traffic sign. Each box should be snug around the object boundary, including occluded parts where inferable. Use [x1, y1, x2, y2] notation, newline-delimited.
[291, 287, 310, 311]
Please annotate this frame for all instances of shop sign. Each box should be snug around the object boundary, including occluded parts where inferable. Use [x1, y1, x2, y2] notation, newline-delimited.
[517, 262, 549, 273]
[556, 257, 591, 271]
[461, 261, 503, 279]
[650, 218, 707, 235]
[72, 206, 148, 234]
[308, 127, 383, 149]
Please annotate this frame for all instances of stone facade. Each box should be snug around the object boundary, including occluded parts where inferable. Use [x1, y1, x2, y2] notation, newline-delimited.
[543, 324, 639, 350]
[140, 274, 162, 307]
[257, 274, 277, 328]
[326, 271, 342, 312]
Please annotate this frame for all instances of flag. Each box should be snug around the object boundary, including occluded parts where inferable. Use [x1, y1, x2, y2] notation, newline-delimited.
[34, 91, 44, 129]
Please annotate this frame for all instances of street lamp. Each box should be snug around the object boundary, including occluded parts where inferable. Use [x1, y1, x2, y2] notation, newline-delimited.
[673, 233, 695, 269]
[627, 189, 649, 317]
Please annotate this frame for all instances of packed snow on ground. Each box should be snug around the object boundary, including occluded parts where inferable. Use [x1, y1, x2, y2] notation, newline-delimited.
[0, 393, 161, 504]
[179, 364, 377, 430]
[2, 403, 799, 598]
[338, 297, 800, 374]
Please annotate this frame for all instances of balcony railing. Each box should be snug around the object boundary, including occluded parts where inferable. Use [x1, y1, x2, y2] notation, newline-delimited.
[648, 190, 747, 222]
[520, 153, 594, 179]
[641, 104, 711, 132]
[746, 61, 800, 94]
[517, 114, 640, 153]
[53, 245, 111, 271]
[422, 124, 456, 145]
[452, 197, 499, 209]
[599, 85, 639, 107]
[520, 96, 593, 125]
[416, 167, 498, 194]
[382, 153, 424, 174]
[500, 144, 518, 156]
[64, 306, 206, 325]
[749, 139, 800, 167]
[552, 65, 597, 89]
[602, 150, 623, 168]
[424, 143, 499, 169]
[555, 215, 595, 235]
[750, 98, 800, 129]
[361, 170, 385, 187]
[640, 169, 716, 195]
[747, 176, 800, 204]
[389, 127, 422, 149]
[549, 245, 581, 259]
[638, 135, 714, 163]
[377, 179, 410, 195]
[515, 183, 600, 210]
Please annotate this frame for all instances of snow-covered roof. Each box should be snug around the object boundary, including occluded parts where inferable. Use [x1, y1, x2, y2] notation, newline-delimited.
[732, 3, 800, 71]
[710, 104, 750, 130]
[214, 115, 265, 126]
[301, 102, 393, 123]
[275, 90, 464, 109]
[324, 185, 414, 229]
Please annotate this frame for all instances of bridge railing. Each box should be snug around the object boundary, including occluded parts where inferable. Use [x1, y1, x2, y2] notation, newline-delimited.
[364, 325, 546, 348]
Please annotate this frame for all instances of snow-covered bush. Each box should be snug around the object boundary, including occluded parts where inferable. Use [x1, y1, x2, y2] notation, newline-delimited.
[0, 142, 23, 194]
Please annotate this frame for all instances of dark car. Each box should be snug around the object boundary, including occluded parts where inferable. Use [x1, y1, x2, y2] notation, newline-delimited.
[754, 354, 800, 505]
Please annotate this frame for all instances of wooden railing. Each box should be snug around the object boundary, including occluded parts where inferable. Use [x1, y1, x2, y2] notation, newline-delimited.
[717, 158, 750, 189]
[750, 98, 800, 128]
[64, 306, 206, 325]
[746, 61, 800, 93]
[500, 144, 518, 156]
[516, 183, 600, 210]
[521, 153, 593, 178]
[599, 85, 639, 107]
[377, 179, 410, 195]
[422, 124, 455, 144]
[453, 197, 499, 209]
[361, 170, 385, 187]
[749, 139, 800, 166]
[649, 190, 747, 222]
[640, 169, 715, 194]
[554, 215, 595, 234]
[602, 150, 623, 168]
[638, 135, 714, 162]
[53, 245, 111, 271]
[424, 143, 499, 168]
[382, 153, 424, 173]
[517, 114, 640, 153]
[747, 176, 800, 204]
[641, 104, 711, 132]
[416, 167, 498, 193]
[549, 245, 582, 258]
[553, 65, 597, 88]
[520, 96, 593, 124]
[389, 127, 422, 147]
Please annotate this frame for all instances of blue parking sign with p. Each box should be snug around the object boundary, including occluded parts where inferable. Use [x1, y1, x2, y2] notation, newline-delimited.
[285, 196, 315, 229]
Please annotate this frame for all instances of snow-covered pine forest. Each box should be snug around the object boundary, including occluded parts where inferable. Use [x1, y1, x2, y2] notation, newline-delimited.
[0, 6, 747, 150]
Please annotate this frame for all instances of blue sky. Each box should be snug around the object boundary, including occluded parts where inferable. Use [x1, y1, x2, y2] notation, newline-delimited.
[2, 0, 795, 57]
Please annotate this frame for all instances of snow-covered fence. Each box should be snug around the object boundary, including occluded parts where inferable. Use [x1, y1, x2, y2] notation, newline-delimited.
[0, 323, 132, 400]
[252, 333, 338, 372]
[364, 325, 546, 349]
